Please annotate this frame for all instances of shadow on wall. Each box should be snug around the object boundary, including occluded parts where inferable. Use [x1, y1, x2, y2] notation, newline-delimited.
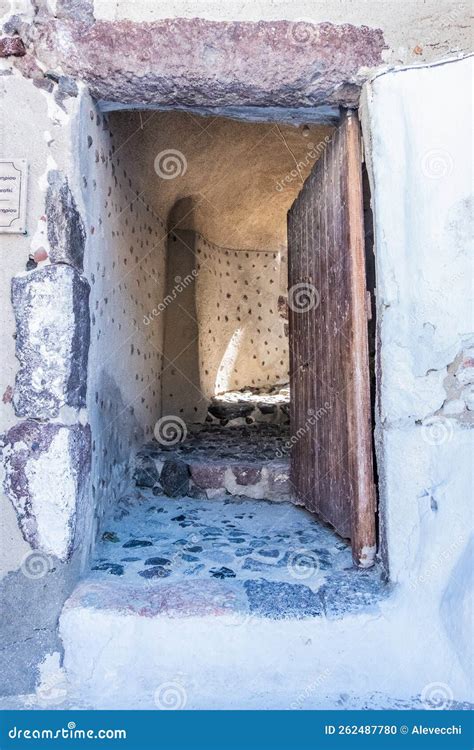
[161, 197, 205, 423]
[89, 369, 145, 540]
[440, 532, 474, 682]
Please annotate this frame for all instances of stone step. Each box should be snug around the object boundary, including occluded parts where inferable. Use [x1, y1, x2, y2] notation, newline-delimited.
[60, 576, 393, 709]
[136, 454, 291, 500]
[59, 494, 396, 708]
[134, 424, 291, 500]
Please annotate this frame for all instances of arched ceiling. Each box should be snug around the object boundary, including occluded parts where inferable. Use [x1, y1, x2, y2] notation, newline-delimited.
[108, 110, 334, 251]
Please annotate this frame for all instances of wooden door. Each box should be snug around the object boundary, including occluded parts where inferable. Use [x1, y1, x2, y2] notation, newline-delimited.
[287, 110, 376, 567]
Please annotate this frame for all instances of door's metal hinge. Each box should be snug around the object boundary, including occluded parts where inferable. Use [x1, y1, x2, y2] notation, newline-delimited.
[366, 290, 372, 321]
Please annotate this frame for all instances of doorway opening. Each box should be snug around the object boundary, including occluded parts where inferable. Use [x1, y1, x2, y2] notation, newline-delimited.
[81, 106, 381, 620]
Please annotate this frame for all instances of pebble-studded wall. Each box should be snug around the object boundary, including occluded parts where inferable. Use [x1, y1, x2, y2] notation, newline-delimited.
[195, 235, 289, 400]
[80, 102, 167, 538]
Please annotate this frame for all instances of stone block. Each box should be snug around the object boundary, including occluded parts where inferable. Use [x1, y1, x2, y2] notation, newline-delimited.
[32, 18, 385, 109]
[1, 420, 91, 561]
[189, 462, 226, 489]
[46, 171, 86, 270]
[12, 264, 90, 418]
[133, 453, 160, 488]
[0, 36, 26, 57]
[160, 459, 190, 497]
[268, 462, 292, 498]
[244, 579, 323, 619]
[208, 401, 254, 421]
[232, 464, 262, 486]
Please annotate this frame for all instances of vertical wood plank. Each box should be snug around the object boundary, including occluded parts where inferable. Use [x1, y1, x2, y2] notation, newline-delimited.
[287, 109, 376, 567]
[342, 110, 377, 567]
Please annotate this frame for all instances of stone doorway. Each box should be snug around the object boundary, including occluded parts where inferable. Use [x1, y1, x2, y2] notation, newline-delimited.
[65, 102, 385, 650]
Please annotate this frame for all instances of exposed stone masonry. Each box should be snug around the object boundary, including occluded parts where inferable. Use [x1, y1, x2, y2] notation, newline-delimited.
[134, 423, 291, 502]
[23, 14, 386, 109]
[46, 171, 86, 271]
[1, 421, 91, 560]
[205, 384, 289, 426]
[11, 264, 90, 419]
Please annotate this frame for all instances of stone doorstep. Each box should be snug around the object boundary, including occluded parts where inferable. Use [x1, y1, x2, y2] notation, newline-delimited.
[59, 574, 394, 709]
[182, 459, 289, 500]
[189, 460, 291, 500]
[62, 571, 387, 622]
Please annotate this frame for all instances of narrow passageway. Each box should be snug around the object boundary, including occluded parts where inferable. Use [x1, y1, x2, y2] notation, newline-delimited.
[79, 108, 381, 602]
[81, 109, 347, 556]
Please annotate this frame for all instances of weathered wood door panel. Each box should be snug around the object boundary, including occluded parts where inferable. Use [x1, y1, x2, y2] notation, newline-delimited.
[287, 110, 376, 567]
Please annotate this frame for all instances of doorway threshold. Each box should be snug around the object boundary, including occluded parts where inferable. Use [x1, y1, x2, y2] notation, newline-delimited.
[59, 491, 390, 709]
[66, 492, 387, 622]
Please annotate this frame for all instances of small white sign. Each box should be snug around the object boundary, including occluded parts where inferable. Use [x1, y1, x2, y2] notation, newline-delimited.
[0, 159, 28, 233]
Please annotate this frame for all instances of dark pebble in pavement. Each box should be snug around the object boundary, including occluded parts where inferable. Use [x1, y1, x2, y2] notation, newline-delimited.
[210, 566, 236, 579]
[138, 566, 171, 579]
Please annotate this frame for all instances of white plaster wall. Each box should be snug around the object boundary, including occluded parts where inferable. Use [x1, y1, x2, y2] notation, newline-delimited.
[362, 57, 473, 691]
[79, 97, 167, 536]
[195, 235, 288, 398]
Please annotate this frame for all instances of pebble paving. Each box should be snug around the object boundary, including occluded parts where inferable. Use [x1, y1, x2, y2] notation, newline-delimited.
[88, 492, 387, 618]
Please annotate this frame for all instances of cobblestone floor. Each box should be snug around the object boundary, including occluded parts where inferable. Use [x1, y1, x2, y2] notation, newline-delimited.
[89, 492, 387, 619]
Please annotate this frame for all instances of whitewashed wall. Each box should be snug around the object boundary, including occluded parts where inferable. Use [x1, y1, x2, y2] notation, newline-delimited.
[195, 236, 288, 399]
[361, 57, 473, 696]
[80, 96, 167, 537]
